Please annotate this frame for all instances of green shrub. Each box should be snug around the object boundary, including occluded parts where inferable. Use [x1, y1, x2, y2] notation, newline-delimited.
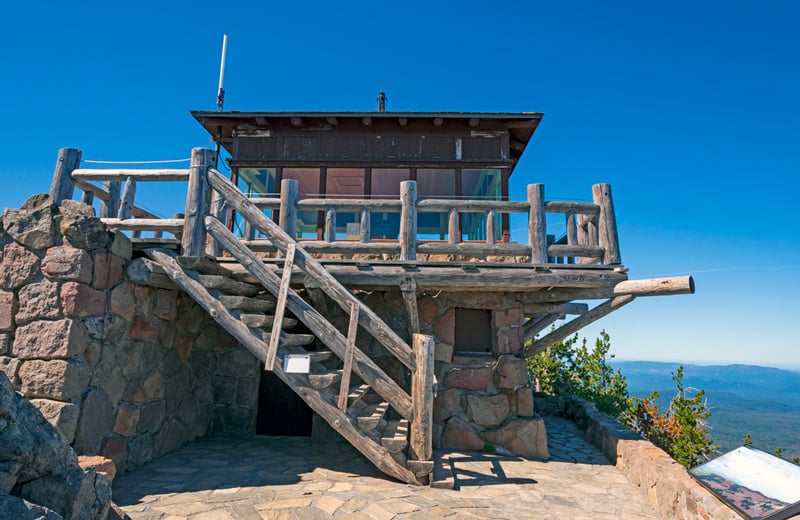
[528, 330, 715, 468]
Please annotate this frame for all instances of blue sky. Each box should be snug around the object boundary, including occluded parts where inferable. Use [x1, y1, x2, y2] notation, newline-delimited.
[2, 1, 799, 368]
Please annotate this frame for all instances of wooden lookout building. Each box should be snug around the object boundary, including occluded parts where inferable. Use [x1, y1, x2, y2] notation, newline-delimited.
[15, 102, 694, 486]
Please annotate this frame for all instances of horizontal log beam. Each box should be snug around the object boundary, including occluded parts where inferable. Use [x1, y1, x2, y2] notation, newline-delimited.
[72, 169, 190, 182]
[416, 200, 529, 213]
[613, 276, 694, 297]
[101, 218, 184, 232]
[545, 201, 600, 216]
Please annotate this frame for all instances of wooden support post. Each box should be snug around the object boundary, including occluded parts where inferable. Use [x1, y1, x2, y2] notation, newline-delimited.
[280, 179, 299, 239]
[360, 208, 370, 243]
[266, 243, 296, 371]
[81, 190, 94, 206]
[207, 189, 225, 257]
[566, 211, 578, 245]
[337, 302, 360, 411]
[410, 333, 434, 464]
[400, 278, 420, 336]
[49, 148, 82, 204]
[118, 177, 136, 220]
[593, 183, 621, 265]
[182, 148, 216, 257]
[100, 181, 121, 218]
[447, 208, 460, 244]
[528, 184, 547, 265]
[400, 181, 417, 261]
[486, 208, 496, 244]
[325, 207, 336, 242]
[525, 295, 635, 357]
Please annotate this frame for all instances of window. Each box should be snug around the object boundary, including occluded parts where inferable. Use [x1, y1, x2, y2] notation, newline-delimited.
[326, 168, 365, 239]
[283, 168, 321, 238]
[371, 168, 410, 239]
[461, 169, 501, 240]
[417, 169, 455, 239]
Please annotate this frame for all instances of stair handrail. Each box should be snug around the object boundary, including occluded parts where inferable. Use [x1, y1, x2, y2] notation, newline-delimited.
[205, 166, 416, 370]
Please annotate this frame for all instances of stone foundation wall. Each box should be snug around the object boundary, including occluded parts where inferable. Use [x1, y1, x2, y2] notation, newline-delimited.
[318, 287, 549, 459]
[537, 395, 741, 520]
[0, 195, 260, 474]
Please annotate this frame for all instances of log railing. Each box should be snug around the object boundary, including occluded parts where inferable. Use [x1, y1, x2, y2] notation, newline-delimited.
[49, 147, 621, 266]
[236, 179, 619, 266]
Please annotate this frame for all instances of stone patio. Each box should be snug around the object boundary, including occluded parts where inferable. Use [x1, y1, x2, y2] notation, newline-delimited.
[112, 417, 661, 519]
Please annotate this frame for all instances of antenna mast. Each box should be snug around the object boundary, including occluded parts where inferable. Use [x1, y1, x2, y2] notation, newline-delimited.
[217, 34, 228, 111]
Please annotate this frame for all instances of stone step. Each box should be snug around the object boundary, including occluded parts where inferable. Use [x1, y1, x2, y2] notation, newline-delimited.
[307, 369, 342, 390]
[381, 419, 409, 453]
[240, 313, 298, 329]
[355, 401, 389, 431]
[196, 275, 260, 296]
[219, 295, 276, 312]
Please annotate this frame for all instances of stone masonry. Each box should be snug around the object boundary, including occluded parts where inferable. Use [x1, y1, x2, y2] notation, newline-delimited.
[315, 285, 549, 459]
[0, 195, 261, 475]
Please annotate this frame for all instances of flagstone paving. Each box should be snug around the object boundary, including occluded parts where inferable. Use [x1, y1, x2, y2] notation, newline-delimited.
[112, 417, 661, 519]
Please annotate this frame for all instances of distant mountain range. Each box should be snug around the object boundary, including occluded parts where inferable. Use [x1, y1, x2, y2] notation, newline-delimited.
[612, 361, 800, 459]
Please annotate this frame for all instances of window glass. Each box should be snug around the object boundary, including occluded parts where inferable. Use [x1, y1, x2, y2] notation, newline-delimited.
[238, 168, 276, 197]
[371, 169, 410, 239]
[461, 169, 501, 240]
[283, 168, 321, 238]
[326, 168, 365, 239]
[417, 169, 455, 239]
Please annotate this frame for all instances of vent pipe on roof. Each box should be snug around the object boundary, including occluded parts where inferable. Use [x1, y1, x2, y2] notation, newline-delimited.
[377, 90, 387, 112]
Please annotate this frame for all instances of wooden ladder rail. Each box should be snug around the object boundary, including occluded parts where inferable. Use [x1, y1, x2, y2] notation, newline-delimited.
[142, 247, 420, 485]
[206, 167, 415, 371]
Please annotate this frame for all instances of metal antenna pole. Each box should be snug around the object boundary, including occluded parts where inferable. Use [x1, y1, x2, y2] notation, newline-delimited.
[217, 34, 228, 112]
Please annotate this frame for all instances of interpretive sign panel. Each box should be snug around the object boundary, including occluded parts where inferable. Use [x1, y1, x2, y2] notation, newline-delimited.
[690, 445, 800, 520]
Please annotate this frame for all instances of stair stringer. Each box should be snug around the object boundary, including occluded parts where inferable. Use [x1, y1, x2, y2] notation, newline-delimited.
[143, 247, 422, 485]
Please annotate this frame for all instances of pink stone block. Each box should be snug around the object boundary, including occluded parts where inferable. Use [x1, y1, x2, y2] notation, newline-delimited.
[41, 246, 93, 283]
[443, 367, 491, 391]
[93, 253, 123, 289]
[61, 282, 107, 317]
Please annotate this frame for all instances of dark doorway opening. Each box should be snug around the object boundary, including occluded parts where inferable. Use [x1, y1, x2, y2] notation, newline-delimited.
[256, 370, 313, 436]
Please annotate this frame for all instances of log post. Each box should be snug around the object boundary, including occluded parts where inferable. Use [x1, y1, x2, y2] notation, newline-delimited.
[410, 333, 434, 464]
[400, 181, 417, 261]
[447, 208, 460, 244]
[49, 148, 82, 204]
[279, 179, 299, 239]
[593, 183, 621, 265]
[325, 207, 336, 242]
[100, 181, 121, 218]
[81, 190, 94, 206]
[400, 278, 420, 336]
[486, 208, 496, 244]
[118, 177, 136, 220]
[337, 302, 360, 411]
[206, 188, 226, 257]
[528, 184, 547, 264]
[182, 148, 216, 257]
[360, 208, 371, 243]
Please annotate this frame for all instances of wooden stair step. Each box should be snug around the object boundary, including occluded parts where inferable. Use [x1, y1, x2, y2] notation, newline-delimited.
[306, 350, 336, 364]
[250, 330, 315, 348]
[240, 313, 298, 329]
[308, 369, 342, 390]
[381, 419, 409, 453]
[196, 275, 260, 296]
[347, 384, 372, 407]
[220, 295, 276, 312]
[356, 401, 389, 431]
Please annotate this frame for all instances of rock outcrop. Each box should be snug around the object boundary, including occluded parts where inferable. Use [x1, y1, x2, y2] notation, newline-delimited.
[0, 371, 111, 519]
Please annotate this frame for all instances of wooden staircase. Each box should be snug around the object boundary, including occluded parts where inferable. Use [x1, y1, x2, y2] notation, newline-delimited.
[142, 168, 434, 486]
